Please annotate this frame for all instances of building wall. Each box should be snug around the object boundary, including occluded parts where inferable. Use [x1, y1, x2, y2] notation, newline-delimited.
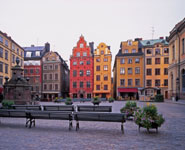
[70, 36, 94, 99]
[0, 31, 24, 86]
[93, 42, 112, 99]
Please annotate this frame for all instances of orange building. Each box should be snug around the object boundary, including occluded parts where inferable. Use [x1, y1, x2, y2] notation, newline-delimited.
[113, 39, 144, 100]
[93, 43, 112, 99]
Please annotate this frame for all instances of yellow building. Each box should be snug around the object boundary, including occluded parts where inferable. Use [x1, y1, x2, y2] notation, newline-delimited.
[93, 43, 112, 99]
[140, 38, 169, 99]
[113, 39, 144, 100]
[0, 31, 24, 86]
[168, 18, 185, 100]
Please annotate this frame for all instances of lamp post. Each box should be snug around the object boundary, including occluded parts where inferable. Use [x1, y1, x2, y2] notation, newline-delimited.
[176, 77, 179, 101]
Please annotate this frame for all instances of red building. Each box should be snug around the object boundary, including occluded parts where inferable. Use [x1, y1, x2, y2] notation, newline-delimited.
[70, 36, 94, 99]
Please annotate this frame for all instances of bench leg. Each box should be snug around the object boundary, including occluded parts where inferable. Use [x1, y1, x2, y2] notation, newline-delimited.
[156, 127, 158, 133]
[76, 121, 79, 131]
[69, 120, 72, 131]
[121, 123, 124, 134]
[25, 118, 29, 127]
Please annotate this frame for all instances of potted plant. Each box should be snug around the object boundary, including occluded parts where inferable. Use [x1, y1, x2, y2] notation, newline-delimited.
[108, 97, 114, 103]
[134, 105, 165, 132]
[120, 101, 138, 119]
[2, 100, 14, 109]
[92, 96, 101, 105]
[65, 97, 73, 105]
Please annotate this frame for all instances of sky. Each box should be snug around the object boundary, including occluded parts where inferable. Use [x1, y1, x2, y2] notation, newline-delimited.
[0, 0, 185, 67]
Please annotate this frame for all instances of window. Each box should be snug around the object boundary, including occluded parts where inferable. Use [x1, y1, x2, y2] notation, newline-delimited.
[125, 49, 128, 53]
[55, 73, 58, 80]
[0, 76, 3, 86]
[147, 69, 152, 75]
[73, 70, 77, 77]
[80, 82, 83, 88]
[132, 49, 136, 53]
[101, 50, 104, 55]
[147, 49, 152, 54]
[104, 85, 108, 90]
[49, 65, 53, 70]
[12, 44, 15, 50]
[73, 82, 77, 88]
[120, 58, 125, 64]
[172, 45, 175, 60]
[21, 51, 23, 57]
[96, 66, 100, 71]
[135, 79, 140, 86]
[76, 52, 80, 57]
[5, 64, 8, 74]
[120, 79, 125, 86]
[135, 67, 140, 74]
[80, 70, 83, 76]
[83, 52, 87, 56]
[35, 51, 40, 56]
[44, 65, 47, 70]
[155, 58, 160, 64]
[49, 84, 52, 90]
[87, 93, 91, 98]
[164, 58, 169, 64]
[55, 84, 58, 90]
[55, 64, 58, 70]
[35, 77, 39, 83]
[0, 47, 3, 58]
[96, 58, 100, 62]
[135, 58, 140, 63]
[0, 62, 3, 72]
[120, 68, 125, 74]
[155, 80, 160, 86]
[30, 69, 34, 74]
[147, 80, 152, 86]
[26, 52, 31, 57]
[87, 60, 90, 65]
[80, 61, 83, 65]
[86, 70, 90, 76]
[128, 79, 132, 86]
[155, 49, 160, 55]
[96, 85, 100, 90]
[104, 58, 108, 62]
[86, 81, 91, 88]
[128, 40, 132, 45]
[17, 48, 19, 55]
[12, 54, 15, 63]
[80, 44, 83, 48]
[164, 48, 169, 53]
[164, 68, 168, 75]
[164, 79, 168, 86]
[104, 75, 108, 81]
[128, 58, 132, 64]
[183, 39, 185, 54]
[44, 74, 47, 80]
[147, 58, 152, 65]
[155, 68, 160, 75]
[44, 84, 47, 90]
[128, 68, 132, 74]
[49, 74, 52, 80]
[104, 65, 108, 71]
[0, 36, 3, 43]
[24, 69, 28, 74]
[5, 40, 8, 47]
[5, 50, 8, 60]
[73, 94, 77, 98]
[36, 69, 39, 74]
[96, 75, 100, 81]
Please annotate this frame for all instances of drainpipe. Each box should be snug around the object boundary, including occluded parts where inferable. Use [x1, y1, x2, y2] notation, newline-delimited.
[177, 32, 181, 100]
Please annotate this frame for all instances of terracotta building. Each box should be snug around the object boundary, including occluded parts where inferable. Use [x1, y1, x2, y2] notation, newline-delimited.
[93, 42, 112, 99]
[42, 51, 69, 101]
[113, 39, 144, 100]
[23, 43, 50, 99]
[168, 18, 185, 100]
[0, 31, 24, 87]
[70, 35, 94, 99]
[140, 38, 169, 99]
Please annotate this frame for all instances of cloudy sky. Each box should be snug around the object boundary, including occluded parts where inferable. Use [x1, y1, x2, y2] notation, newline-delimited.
[0, 0, 184, 67]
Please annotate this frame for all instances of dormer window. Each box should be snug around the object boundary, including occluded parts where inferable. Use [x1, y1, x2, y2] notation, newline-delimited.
[80, 44, 84, 48]
[36, 51, 40, 56]
[101, 50, 104, 55]
[26, 52, 31, 57]
[125, 49, 128, 53]
[128, 40, 132, 46]
[132, 49, 136, 53]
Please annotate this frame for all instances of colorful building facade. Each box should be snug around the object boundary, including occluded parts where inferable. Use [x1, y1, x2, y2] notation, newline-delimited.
[93, 43, 112, 99]
[168, 18, 185, 100]
[42, 51, 69, 101]
[0, 31, 24, 87]
[113, 39, 144, 100]
[140, 38, 169, 99]
[70, 36, 94, 99]
[23, 43, 50, 99]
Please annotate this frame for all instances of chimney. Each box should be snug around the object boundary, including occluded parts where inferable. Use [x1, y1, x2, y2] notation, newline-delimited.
[135, 38, 142, 41]
[31, 45, 34, 47]
[45, 42, 50, 52]
[107, 46, 111, 50]
[89, 42, 94, 55]
[159, 37, 164, 39]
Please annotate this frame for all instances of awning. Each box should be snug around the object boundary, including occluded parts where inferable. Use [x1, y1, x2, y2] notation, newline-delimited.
[118, 88, 138, 93]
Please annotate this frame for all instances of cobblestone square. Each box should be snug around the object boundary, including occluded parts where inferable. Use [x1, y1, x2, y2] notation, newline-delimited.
[0, 101, 185, 150]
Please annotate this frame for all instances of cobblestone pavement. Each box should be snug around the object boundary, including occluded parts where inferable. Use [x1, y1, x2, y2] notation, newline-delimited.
[0, 101, 185, 150]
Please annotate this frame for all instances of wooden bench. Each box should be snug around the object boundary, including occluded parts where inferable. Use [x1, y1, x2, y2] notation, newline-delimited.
[42, 105, 75, 112]
[74, 112, 126, 133]
[26, 111, 73, 130]
[12, 105, 41, 111]
[77, 105, 112, 112]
